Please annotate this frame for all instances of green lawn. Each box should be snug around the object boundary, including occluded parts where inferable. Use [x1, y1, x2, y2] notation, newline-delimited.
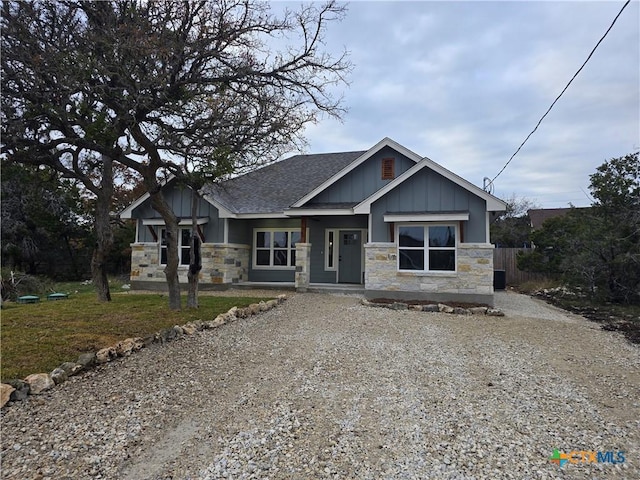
[1, 291, 271, 381]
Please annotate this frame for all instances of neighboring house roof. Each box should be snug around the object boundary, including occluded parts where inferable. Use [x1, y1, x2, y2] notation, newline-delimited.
[528, 207, 589, 229]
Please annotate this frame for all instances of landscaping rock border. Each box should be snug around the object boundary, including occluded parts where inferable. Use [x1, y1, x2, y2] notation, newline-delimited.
[361, 298, 505, 317]
[0, 295, 288, 409]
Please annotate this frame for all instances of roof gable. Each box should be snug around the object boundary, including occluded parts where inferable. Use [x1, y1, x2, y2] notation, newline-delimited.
[354, 157, 507, 213]
[291, 137, 422, 208]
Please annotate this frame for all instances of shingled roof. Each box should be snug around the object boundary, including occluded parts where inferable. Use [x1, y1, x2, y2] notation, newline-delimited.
[204, 150, 366, 214]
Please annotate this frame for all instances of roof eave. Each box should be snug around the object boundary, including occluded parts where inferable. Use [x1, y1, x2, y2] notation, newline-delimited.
[284, 208, 355, 216]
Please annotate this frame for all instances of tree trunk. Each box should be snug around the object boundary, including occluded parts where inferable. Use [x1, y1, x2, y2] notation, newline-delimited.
[187, 189, 202, 309]
[91, 155, 114, 302]
[149, 190, 182, 310]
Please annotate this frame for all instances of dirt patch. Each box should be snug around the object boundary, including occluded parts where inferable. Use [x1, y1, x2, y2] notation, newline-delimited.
[533, 290, 640, 344]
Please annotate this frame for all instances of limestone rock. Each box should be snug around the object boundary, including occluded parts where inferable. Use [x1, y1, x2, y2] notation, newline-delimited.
[115, 338, 134, 356]
[409, 305, 423, 311]
[277, 294, 288, 303]
[172, 325, 184, 338]
[454, 307, 471, 315]
[158, 328, 175, 344]
[249, 303, 261, 315]
[221, 311, 235, 323]
[96, 346, 117, 364]
[181, 323, 197, 335]
[77, 352, 96, 369]
[266, 299, 278, 309]
[58, 362, 83, 377]
[390, 302, 408, 311]
[486, 308, 505, 317]
[423, 304, 440, 312]
[1, 383, 16, 407]
[6, 379, 30, 402]
[24, 373, 55, 394]
[50, 367, 68, 385]
[116, 337, 144, 354]
[212, 314, 226, 326]
[191, 320, 204, 331]
[469, 307, 489, 315]
[438, 304, 455, 314]
[259, 301, 268, 312]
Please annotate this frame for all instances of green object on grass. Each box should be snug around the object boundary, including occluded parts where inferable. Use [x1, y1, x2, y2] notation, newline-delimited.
[47, 293, 69, 301]
[17, 295, 40, 304]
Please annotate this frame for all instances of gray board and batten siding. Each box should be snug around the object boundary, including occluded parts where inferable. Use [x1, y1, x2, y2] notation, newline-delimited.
[132, 181, 224, 243]
[235, 218, 302, 283]
[308, 216, 368, 284]
[236, 216, 367, 283]
[307, 146, 416, 205]
[369, 167, 488, 243]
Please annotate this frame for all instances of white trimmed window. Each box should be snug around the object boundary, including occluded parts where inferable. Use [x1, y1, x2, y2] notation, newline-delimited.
[397, 224, 456, 272]
[160, 228, 192, 266]
[254, 229, 301, 269]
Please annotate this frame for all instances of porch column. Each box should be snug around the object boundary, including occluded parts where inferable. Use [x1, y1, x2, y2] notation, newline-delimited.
[301, 216, 308, 242]
[294, 242, 312, 292]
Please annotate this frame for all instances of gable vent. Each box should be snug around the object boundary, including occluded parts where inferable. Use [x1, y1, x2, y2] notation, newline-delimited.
[381, 157, 395, 180]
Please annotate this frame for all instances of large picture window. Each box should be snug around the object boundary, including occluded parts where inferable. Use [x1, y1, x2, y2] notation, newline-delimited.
[160, 228, 192, 266]
[398, 225, 456, 272]
[254, 229, 301, 268]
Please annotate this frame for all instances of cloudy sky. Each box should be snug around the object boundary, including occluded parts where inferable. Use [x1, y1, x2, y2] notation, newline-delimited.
[291, 0, 639, 208]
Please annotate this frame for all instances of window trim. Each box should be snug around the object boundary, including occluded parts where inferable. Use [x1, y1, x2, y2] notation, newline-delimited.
[252, 228, 301, 270]
[159, 227, 193, 266]
[396, 223, 457, 273]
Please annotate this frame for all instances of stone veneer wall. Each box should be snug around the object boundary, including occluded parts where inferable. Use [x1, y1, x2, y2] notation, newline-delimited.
[294, 243, 312, 292]
[203, 243, 250, 285]
[364, 242, 495, 305]
[130, 243, 250, 287]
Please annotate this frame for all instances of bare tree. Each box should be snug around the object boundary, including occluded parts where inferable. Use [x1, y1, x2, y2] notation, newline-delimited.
[2, 1, 122, 300]
[2, 0, 350, 309]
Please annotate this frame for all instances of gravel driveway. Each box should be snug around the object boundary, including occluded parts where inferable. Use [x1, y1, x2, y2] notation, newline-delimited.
[1, 291, 639, 479]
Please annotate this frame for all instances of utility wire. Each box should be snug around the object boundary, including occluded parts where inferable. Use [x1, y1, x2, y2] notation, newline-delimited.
[488, 0, 631, 189]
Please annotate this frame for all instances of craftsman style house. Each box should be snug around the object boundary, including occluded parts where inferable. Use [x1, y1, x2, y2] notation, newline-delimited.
[120, 138, 506, 304]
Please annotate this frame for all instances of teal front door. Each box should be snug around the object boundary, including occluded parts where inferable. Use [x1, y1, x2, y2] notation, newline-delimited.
[338, 230, 362, 284]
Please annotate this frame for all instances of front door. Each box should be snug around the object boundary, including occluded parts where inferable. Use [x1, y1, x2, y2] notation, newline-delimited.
[338, 230, 362, 284]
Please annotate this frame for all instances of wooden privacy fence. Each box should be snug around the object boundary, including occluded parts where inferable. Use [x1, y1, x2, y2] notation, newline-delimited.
[493, 248, 547, 286]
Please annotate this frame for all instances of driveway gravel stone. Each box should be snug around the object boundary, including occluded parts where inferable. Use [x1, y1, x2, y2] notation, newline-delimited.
[1, 290, 638, 479]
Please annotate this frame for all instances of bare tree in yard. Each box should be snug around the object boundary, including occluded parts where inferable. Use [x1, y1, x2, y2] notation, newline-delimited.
[2, 0, 350, 310]
[2, 2, 122, 301]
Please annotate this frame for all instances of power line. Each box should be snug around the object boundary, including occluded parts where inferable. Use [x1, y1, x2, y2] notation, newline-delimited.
[487, 0, 632, 189]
